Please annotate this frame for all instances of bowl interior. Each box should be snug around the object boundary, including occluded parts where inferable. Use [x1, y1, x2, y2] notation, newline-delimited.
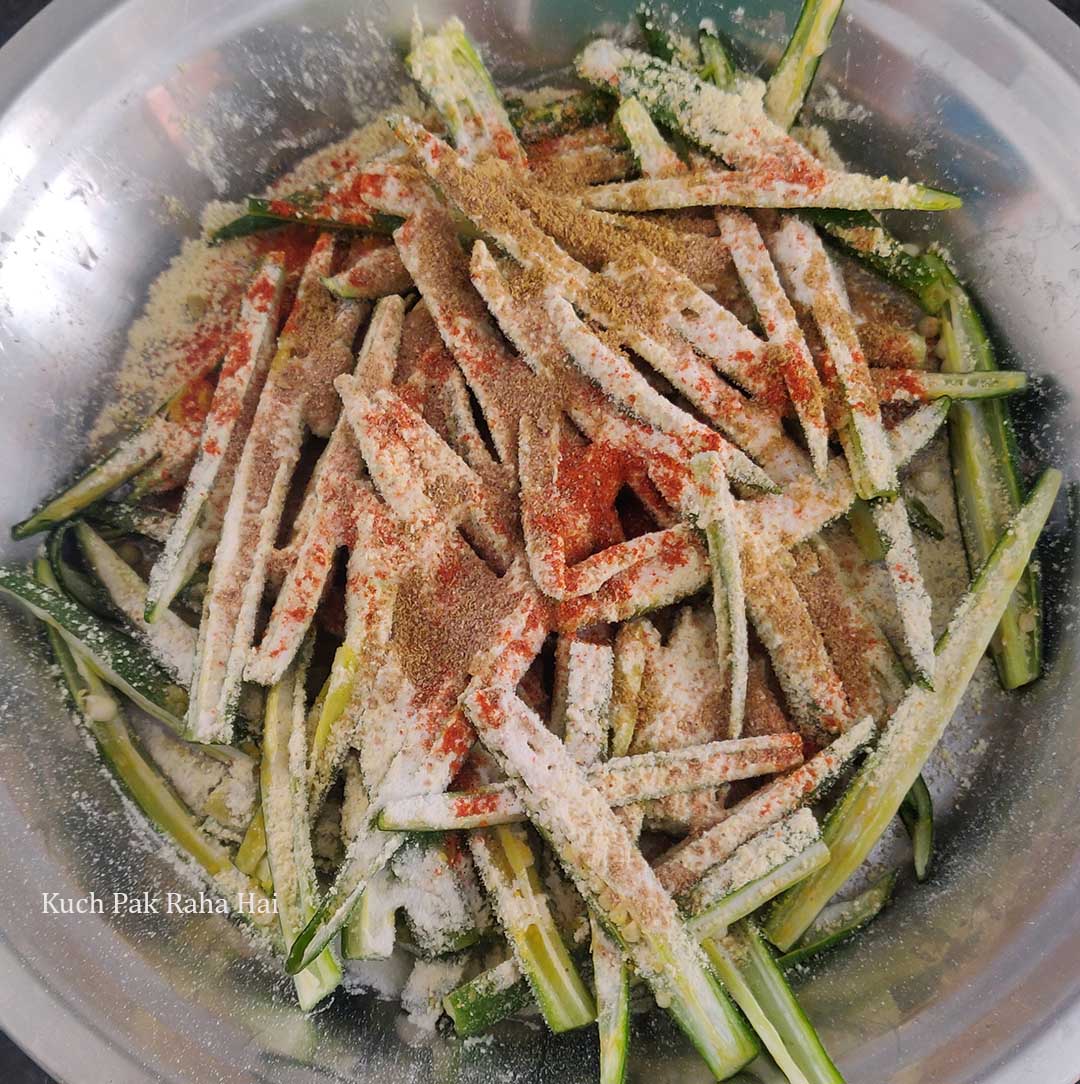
[0, 2, 1079, 1083]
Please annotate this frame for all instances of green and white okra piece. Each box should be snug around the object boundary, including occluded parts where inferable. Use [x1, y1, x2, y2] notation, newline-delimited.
[464, 684, 760, 1079]
[705, 920, 843, 1084]
[443, 956, 534, 1037]
[377, 733, 805, 831]
[766, 470, 1061, 948]
[74, 521, 197, 685]
[776, 870, 897, 970]
[469, 823, 596, 1033]
[407, 17, 527, 170]
[146, 255, 286, 622]
[689, 452, 748, 737]
[764, 0, 846, 131]
[261, 654, 342, 1009]
[899, 774, 934, 882]
[616, 96, 686, 178]
[937, 265, 1043, 690]
[32, 557, 277, 938]
[685, 808, 830, 940]
[0, 566, 189, 733]
[12, 393, 182, 540]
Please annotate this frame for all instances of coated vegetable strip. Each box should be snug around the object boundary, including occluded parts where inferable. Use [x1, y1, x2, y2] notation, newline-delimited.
[86, 500, 175, 544]
[575, 41, 957, 208]
[0, 567, 189, 734]
[871, 495, 936, 685]
[764, 0, 845, 130]
[507, 89, 615, 143]
[33, 557, 276, 935]
[689, 452, 748, 737]
[767, 215, 896, 500]
[469, 824, 596, 1032]
[74, 522, 197, 685]
[899, 774, 934, 882]
[685, 810, 830, 939]
[246, 297, 405, 685]
[654, 716, 874, 898]
[187, 235, 365, 742]
[145, 255, 286, 621]
[377, 734, 805, 831]
[766, 470, 1061, 948]
[407, 17, 527, 170]
[393, 838, 479, 957]
[561, 640, 614, 765]
[872, 367, 1026, 403]
[938, 271, 1043, 689]
[443, 957, 532, 1037]
[261, 657, 343, 1009]
[705, 921, 843, 1084]
[323, 243, 413, 299]
[585, 167, 959, 213]
[465, 684, 760, 1079]
[610, 620, 650, 758]
[742, 543, 852, 735]
[617, 96, 686, 178]
[12, 395, 181, 539]
[716, 209, 829, 476]
[776, 871, 897, 970]
[699, 22, 736, 89]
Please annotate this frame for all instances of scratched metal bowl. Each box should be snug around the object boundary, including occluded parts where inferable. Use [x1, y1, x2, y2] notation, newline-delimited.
[0, 0, 1078, 1081]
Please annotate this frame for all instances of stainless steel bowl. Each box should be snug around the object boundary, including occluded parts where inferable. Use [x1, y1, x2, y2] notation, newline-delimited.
[1, 1, 1078, 1081]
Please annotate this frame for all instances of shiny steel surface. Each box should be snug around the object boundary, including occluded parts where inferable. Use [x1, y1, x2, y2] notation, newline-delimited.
[0, 1, 1078, 1082]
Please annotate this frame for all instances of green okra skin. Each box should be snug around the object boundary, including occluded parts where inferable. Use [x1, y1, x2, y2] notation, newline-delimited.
[705, 921, 843, 1084]
[899, 775, 934, 882]
[764, 0, 846, 131]
[776, 871, 898, 970]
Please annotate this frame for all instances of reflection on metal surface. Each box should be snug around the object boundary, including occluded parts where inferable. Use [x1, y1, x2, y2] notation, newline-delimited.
[0, 1, 1078, 1083]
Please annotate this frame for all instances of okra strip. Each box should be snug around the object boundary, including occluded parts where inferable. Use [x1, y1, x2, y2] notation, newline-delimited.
[716, 209, 829, 475]
[12, 416, 169, 539]
[871, 495, 936, 685]
[766, 470, 1061, 948]
[261, 658, 343, 1009]
[689, 452, 748, 737]
[610, 620, 650, 758]
[506, 89, 615, 143]
[74, 522, 197, 685]
[764, 0, 846, 131]
[704, 921, 843, 1084]
[685, 810, 831, 940]
[377, 734, 804, 831]
[768, 215, 897, 499]
[900, 774, 934, 882]
[575, 40, 957, 207]
[145, 255, 286, 620]
[585, 167, 959, 213]
[469, 824, 596, 1032]
[938, 273, 1043, 689]
[465, 685, 760, 1079]
[655, 717, 874, 898]
[407, 17, 527, 170]
[617, 96, 686, 178]
[872, 367, 1026, 403]
[323, 244, 413, 300]
[0, 567, 189, 733]
[776, 871, 897, 969]
[561, 640, 614, 765]
[444, 957, 533, 1036]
